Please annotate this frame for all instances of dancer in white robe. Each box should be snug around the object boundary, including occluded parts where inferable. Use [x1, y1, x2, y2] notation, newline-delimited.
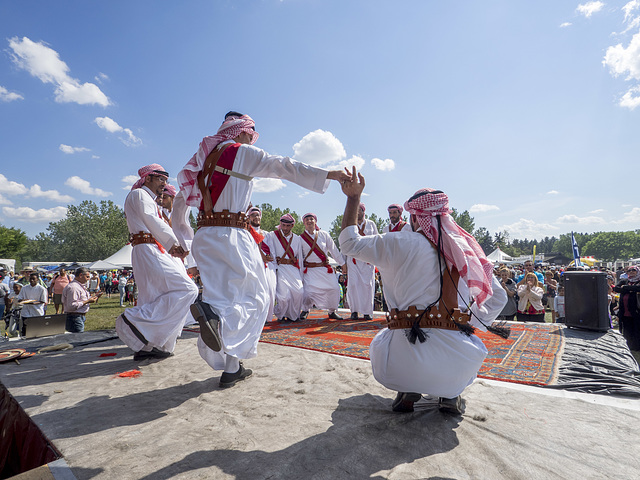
[174, 112, 350, 388]
[116, 164, 199, 361]
[299, 213, 345, 320]
[247, 207, 277, 323]
[338, 169, 507, 414]
[265, 214, 305, 322]
[345, 203, 378, 320]
[381, 204, 410, 233]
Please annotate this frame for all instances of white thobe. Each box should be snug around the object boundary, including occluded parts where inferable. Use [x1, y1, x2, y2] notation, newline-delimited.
[174, 141, 331, 370]
[116, 186, 199, 354]
[17, 284, 47, 317]
[346, 219, 378, 316]
[258, 228, 278, 322]
[266, 231, 305, 321]
[381, 221, 411, 233]
[339, 226, 507, 398]
[300, 229, 344, 312]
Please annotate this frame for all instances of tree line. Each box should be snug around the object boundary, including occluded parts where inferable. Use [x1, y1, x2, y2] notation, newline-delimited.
[1, 200, 639, 268]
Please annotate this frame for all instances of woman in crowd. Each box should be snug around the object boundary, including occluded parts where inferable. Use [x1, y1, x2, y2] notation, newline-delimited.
[118, 271, 128, 307]
[517, 272, 546, 322]
[105, 272, 113, 298]
[497, 268, 517, 320]
[613, 265, 640, 351]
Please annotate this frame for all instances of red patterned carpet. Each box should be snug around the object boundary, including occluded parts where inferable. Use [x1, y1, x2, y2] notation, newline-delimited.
[260, 310, 564, 386]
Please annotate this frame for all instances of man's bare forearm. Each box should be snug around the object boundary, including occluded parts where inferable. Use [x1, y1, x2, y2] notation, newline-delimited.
[341, 195, 361, 231]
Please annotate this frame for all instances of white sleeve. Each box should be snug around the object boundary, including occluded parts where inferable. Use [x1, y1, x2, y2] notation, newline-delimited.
[172, 191, 196, 267]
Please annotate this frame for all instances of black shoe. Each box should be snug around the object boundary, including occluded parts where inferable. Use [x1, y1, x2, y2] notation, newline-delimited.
[190, 301, 222, 352]
[363, 314, 372, 320]
[391, 392, 422, 413]
[133, 347, 173, 361]
[328, 312, 342, 320]
[439, 396, 463, 415]
[350, 312, 359, 320]
[300, 311, 309, 320]
[279, 317, 292, 324]
[219, 364, 253, 388]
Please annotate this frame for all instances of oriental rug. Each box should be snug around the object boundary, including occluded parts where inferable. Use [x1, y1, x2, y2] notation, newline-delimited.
[260, 311, 565, 386]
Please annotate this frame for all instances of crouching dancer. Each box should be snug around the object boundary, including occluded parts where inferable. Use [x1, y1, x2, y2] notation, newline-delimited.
[116, 164, 199, 361]
[174, 112, 350, 388]
[338, 168, 506, 414]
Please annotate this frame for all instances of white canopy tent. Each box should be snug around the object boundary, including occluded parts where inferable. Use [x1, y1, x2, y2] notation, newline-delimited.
[486, 247, 515, 264]
[84, 259, 122, 271]
[0, 258, 16, 272]
[101, 244, 133, 268]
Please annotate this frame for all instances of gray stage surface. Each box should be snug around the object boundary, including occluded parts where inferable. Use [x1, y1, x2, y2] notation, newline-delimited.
[1, 329, 639, 480]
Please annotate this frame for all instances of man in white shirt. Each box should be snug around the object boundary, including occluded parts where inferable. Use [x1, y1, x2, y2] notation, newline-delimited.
[299, 213, 345, 320]
[116, 164, 199, 361]
[381, 204, 410, 233]
[174, 112, 350, 388]
[338, 169, 506, 415]
[344, 203, 378, 320]
[17, 272, 48, 321]
[265, 214, 305, 323]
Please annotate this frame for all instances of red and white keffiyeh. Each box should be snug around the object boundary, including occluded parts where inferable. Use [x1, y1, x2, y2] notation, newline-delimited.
[404, 188, 494, 307]
[388, 203, 403, 214]
[131, 164, 168, 190]
[280, 213, 295, 224]
[163, 184, 177, 197]
[177, 114, 259, 207]
[302, 212, 320, 230]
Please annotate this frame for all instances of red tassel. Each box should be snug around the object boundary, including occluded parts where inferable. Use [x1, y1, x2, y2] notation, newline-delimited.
[116, 369, 142, 378]
[352, 258, 356, 265]
[304, 267, 308, 274]
[99, 353, 117, 357]
[154, 240, 166, 254]
[249, 226, 265, 244]
[327, 266, 333, 274]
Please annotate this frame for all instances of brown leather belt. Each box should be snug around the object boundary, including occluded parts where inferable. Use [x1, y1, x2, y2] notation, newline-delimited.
[277, 257, 298, 265]
[197, 209, 248, 230]
[386, 305, 471, 331]
[130, 232, 158, 247]
[303, 261, 329, 268]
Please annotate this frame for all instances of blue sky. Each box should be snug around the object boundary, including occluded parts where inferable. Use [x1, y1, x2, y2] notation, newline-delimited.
[1, 0, 639, 241]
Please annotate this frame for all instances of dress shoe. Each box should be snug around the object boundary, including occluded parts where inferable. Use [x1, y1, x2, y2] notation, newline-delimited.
[299, 311, 309, 320]
[133, 348, 173, 361]
[328, 312, 342, 320]
[391, 392, 422, 413]
[439, 396, 463, 415]
[363, 314, 372, 320]
[219, 364, 253, 388]
[190, 301, 222, 352]
[350, 312, 359, 320]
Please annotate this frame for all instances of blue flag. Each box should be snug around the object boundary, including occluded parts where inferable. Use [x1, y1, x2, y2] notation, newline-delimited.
[571, 232, 582, 267]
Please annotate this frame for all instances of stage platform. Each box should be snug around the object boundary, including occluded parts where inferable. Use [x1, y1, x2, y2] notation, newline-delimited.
[1, 316, 640, 479]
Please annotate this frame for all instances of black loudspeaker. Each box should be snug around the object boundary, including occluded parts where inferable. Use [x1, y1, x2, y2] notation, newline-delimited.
[564, 271, 610, 331]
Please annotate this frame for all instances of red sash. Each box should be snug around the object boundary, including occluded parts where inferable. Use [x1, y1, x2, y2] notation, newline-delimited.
[275, 230, 299, 269]
[199, 143, 241, 212]
[300, 231, 333, 274]
[249, 227, 270, 268]
[390, 221, 406, 232]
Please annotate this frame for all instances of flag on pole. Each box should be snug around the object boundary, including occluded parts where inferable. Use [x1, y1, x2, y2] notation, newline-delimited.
[571, 232, 582, 267]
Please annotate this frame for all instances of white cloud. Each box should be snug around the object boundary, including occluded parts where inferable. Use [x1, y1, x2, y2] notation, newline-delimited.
[619, 85, 640, 109]
[94, 72, 109, 84]
[8, 36, 110, 107]
[292, 129, 346, 166]
[603, 32, 640, 81]
[2, 206, 67, 223]
[547, 190, 559, 195]
[589, 208, 605, 213]
[556, 214, 605, 224]
[91, 155, 100, 159]
[371, 157, 396, 171]
[469, 204, 500, 213]
[121, 175, 138, 190]
[64, 176, 112, 197]
[0, 174, 28, 196]
[617, 207, 640, 223]
[0, 85, 23, 102]
[28, 184, 74, 203]
[560, 22, 573, 28]
[94, 116, 142, 146]
[576, 1, 605, 18]
[326, 155, 366, 171]
[623, 0, 640, 22]
[253, 178, 286, 193]
[497, 218, 557, 239]
[0, 195, 12, 205]
[59, 144, 90, 154]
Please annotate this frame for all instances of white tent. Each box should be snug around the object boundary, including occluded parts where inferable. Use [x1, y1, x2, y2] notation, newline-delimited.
[0, 258, 16, 272]
[84, 259, 122, 271]
[102, 244, 133, 268]
[486, 247, 514, 264]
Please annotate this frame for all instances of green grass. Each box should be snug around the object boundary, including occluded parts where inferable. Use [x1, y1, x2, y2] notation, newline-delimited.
[84, 294, 130, 330]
